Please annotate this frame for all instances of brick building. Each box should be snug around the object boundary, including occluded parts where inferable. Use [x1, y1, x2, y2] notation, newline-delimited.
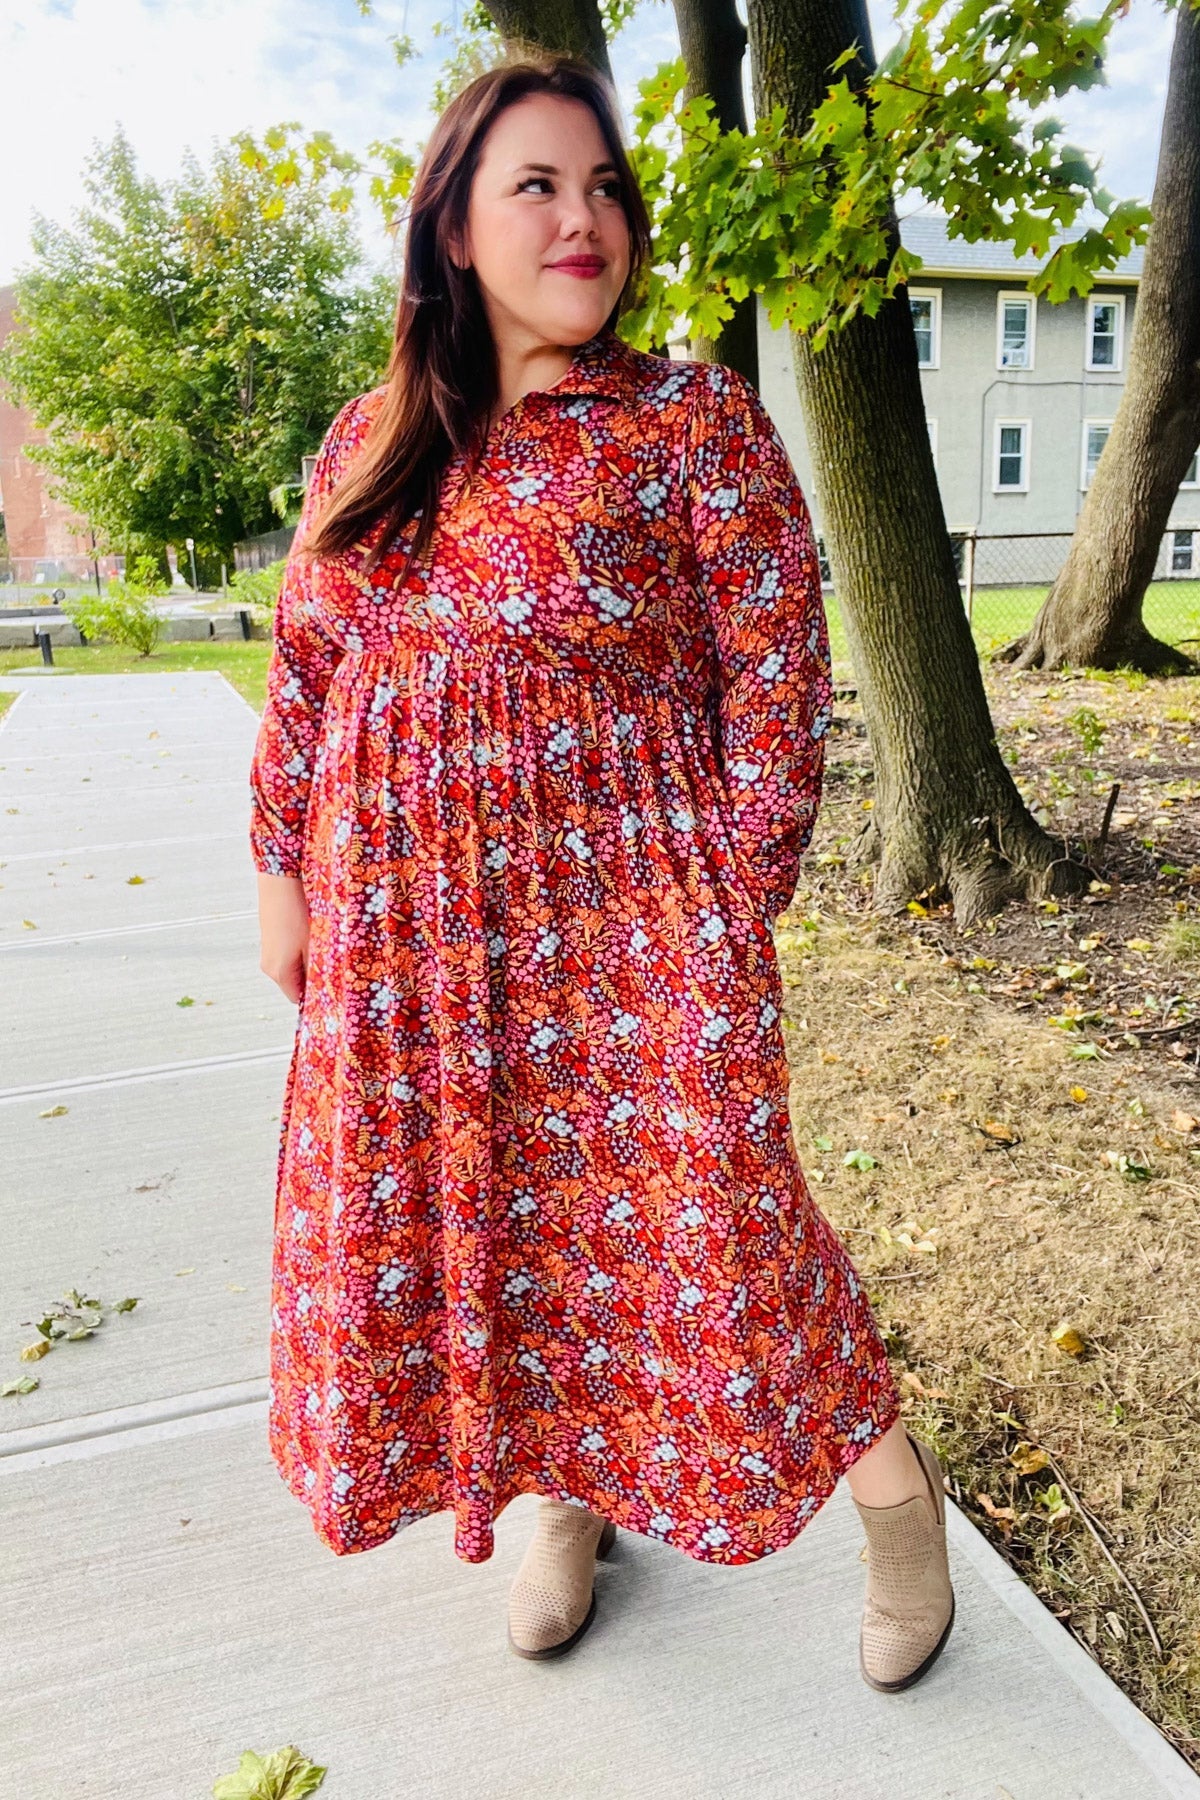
[0, 283, 95, 580]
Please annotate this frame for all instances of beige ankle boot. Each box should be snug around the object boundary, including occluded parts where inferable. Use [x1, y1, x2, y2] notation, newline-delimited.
[507, 1498, 618, 1659]
[851, 1431, 955, 1691]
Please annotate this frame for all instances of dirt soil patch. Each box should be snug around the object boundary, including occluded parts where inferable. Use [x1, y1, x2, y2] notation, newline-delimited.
[781, 663, 1199, 1767]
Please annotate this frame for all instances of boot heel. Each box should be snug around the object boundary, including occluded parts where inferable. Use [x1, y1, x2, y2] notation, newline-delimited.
[597, 1517, 618, 1558]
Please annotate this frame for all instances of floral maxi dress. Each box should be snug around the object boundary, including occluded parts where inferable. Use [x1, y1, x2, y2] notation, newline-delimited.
[248, 324, 901, 1564]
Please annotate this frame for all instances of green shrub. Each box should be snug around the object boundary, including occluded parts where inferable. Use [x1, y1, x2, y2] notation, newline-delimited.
[64, 585, 162, 656]
[228, 558, 289, 619]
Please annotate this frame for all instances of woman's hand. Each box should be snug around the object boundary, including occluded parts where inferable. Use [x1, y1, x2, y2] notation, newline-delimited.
[257, 872, 311, 1004]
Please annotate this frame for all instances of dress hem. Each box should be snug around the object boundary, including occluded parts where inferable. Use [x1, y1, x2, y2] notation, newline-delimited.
[269, 1377, 905, 1567]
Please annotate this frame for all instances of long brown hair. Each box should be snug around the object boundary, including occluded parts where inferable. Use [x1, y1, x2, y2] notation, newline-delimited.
[301, 52, 654, 580]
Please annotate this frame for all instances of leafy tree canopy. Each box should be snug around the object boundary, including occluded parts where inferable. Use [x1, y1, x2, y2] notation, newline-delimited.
[0, 129, 394, 572]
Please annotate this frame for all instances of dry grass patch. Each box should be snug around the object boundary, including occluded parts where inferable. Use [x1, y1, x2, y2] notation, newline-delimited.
[775, 906, 1200, 1766]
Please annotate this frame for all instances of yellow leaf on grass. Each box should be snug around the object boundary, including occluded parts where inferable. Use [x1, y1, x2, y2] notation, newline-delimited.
[1070, 1087, 1088, 1103]
[1170, 1110, 1197, 1134]
[1052, 1323, 1087, 1357]
[1009, 1442, 1051, 1476]
[978, 1119, 1020, 1146]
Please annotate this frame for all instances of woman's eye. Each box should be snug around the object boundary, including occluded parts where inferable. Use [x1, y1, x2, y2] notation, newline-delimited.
[516, 177, 622, 198]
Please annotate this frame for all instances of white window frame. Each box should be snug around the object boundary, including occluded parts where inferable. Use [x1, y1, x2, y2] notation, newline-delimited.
[1085, 294, 1125, 372]
[1169, 528, 1195, 574]
[993, 418, 1030, 493]
[996, 291, 1036, 371]
[1180, 449, 1199, 489]
[909, 288, 942, 369]
[1080, 418, 1113, 491]
[926, 417, 938, 471]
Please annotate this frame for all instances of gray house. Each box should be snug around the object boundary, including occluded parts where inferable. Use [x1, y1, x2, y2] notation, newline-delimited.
[756, 213, 1198, 584]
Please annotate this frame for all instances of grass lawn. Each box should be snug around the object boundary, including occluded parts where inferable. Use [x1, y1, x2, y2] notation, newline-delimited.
[788, 660, 1199, 1768]
[0, 637, 273, 726]
[820, 579, 1200, 669]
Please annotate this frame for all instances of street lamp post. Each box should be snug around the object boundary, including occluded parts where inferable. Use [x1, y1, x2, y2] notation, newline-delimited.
[185, 536, 198, 591]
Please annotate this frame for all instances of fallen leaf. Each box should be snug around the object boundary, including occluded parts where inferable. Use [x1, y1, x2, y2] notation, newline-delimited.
[1009, 1442, 1051, 1476]
[1069, 1086, 1088, 1103]
[1052, 1323, 1087, 1357]
[2, 1375, 40, 1396]
[976, 1118, 1021, 1147]
[211, 1744, 328, 1799]
[39, 1104, 69, 1118]
[1170, 1110, 1197, 1134]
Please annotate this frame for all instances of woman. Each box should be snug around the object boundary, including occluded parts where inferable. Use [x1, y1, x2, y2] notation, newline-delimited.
[249, 52, 954, 1690]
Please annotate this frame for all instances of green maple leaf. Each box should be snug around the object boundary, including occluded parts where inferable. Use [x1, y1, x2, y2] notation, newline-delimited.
[212, 1745, 327, 1799]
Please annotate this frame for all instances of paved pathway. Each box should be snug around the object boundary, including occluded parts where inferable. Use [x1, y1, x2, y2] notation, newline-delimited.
[2, 667, 1197, 1800]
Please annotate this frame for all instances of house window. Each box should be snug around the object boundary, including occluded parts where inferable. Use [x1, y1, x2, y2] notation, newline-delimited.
[994, 419, 1029, 492]
[909, 290, 941, 368]
[1086, 296, 1124, 371]
[997, 293, 1035, 369]
[926, 417, 938, 471]
[1181, 449, 1199, 488]
[1171, 529, 1194, 573]
[1081, 421, 1112, 489]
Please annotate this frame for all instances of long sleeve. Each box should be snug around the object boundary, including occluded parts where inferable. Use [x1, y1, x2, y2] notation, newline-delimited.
[248, 397, 365, 878]
[683, 361, 833, 921]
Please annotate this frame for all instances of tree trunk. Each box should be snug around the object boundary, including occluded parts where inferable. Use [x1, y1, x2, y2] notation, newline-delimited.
[994, 2, 1200, 677]
[484, 0, 611, 73]
[746, 0, 1093, 923]
[672, 0, 759, 383]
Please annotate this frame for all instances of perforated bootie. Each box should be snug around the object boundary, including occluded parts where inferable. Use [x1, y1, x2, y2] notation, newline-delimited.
[851, 1431, 955, 1691]
[507, 1498, 618, 1659]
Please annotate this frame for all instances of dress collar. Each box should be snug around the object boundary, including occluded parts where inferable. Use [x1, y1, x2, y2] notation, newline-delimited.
[532, 324, 645, 404]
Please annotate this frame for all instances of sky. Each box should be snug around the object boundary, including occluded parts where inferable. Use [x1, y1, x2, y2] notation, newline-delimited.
[0, 0, 1178, 288]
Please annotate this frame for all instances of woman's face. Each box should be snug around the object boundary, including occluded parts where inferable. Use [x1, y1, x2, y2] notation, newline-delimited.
[453, 91, 632, 348]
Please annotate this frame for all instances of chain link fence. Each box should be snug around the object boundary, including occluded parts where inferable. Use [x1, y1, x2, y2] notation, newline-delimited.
[951, 529, 1199, 653]
[815, 528, 1200, 657]
[0, 554, 120, 608]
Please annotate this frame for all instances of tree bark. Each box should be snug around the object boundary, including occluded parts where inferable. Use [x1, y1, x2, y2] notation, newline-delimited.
[994, 1, 1200, 677]
[671, 0, 759, 383]
[484, 0, 611, 74]
[746, 0, 1093, 922]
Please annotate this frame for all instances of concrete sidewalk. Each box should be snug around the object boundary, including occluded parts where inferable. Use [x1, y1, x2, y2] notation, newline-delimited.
[2, 667, 1197, 1800]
